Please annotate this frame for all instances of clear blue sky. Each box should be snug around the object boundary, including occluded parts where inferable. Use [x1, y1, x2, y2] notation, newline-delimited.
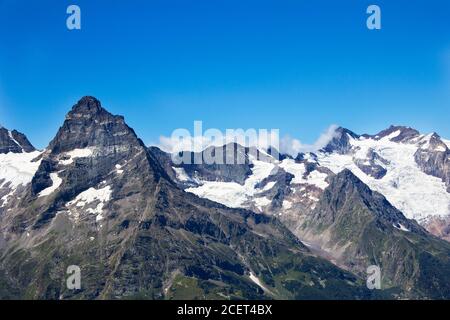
[0, 0, 449, 149]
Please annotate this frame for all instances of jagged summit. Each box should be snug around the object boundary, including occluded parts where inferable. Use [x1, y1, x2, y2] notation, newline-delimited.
[0, 126, 35, 153]
[1, 97, 380, 300]
[366, 125, 420, 142]
[30, 96, 167, 203]
[47, 96, 138, 155]
[67, 96, 105, 117]
[313, 168, 424, 234]
[321, 127, 359, 154]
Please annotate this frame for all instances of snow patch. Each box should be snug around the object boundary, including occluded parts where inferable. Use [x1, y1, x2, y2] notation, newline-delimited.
[187, 159, 275, 208]
[393, 223, 410, 232]
[187, 182, 247, 208]
[279, 159, 306, 184]
[67, 186, 112, 222]
[282, 200, 292, 209]
[307, 170, 329, 189]
[419, 134, 433, 150]
[172, 167, 191, 182]
[279, 159, 328, 189]
[249, 272, 271, 293]
[8, 131, 23, 152]
[38, 172, 62, 197]
[254, 197, 271, 210]
[115, 164, 124, 174]
[384, 130, 401, 141]
[60, 148, 93, 165]
[260, 181, 276, 191]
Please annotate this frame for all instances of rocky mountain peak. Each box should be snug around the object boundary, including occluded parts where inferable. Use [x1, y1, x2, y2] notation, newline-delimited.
[326, 169, 370, 198]
[30, 97, 162, 206]
[316, 168, 423, 234]
[67, 96, 105, 118]
[321, 127, 359, 154]
[368, 125, 420, 142]
[47, 96, 139, 155]
[0, 127, 35, 153]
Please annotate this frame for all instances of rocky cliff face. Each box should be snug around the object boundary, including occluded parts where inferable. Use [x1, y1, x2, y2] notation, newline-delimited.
[321, 127, 359, 154]
[366, 125, 420, 143]
[414, 133, 450, 192]
[0, 97, 377, 300]
[0, 127, 35, 153]
[163, 125, 450, 298]
[171, 143, 273, 186]
[296, 170, 450, 299]
[3, 98, 450, 299]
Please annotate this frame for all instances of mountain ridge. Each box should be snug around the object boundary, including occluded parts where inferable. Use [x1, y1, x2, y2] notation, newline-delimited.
[0, 96, 383, 300]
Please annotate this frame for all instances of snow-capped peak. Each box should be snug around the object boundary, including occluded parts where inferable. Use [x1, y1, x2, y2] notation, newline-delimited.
[316, 127, 450, 223]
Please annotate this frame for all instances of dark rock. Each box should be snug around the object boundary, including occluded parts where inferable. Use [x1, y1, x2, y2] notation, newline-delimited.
[322, 127, 359, 154]
[414, 133, 450, 192]
[0, 127, 35, 154]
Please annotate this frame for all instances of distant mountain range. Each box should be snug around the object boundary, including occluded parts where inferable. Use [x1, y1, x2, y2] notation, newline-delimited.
[1, 96, 450, 299]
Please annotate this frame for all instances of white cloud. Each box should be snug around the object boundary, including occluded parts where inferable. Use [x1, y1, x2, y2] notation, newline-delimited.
[280, 125, 339, 156]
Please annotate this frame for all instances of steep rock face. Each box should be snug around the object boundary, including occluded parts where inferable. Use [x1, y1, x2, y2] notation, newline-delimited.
[315, 126, 450, 229]
[321, 127, 359, 154]
[414, 133, 450, 192]
[23, 96, 164, 229]
[297, 170, 450, 299]
[166, 124, 450, 243]
[304, 169, 425, 234]
[0, 97, 376, 300]
[0, 127, 35, 153]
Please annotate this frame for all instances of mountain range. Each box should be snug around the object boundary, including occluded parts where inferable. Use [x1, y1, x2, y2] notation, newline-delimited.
[1, 96, 450, 299]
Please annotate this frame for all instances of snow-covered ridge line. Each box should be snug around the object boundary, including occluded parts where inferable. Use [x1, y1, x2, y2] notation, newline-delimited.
[185, 155, 328, 210]
[316, 133, 450, 222]
[186, 158, 275, 208]
[172, 126, 450, 229]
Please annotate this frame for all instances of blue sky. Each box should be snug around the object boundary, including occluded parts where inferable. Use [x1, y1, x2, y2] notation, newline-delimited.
[0, 0, 449, 149]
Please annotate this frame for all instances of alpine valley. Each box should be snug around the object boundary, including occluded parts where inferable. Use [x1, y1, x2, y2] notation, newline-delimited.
[1, 96, 450, 300]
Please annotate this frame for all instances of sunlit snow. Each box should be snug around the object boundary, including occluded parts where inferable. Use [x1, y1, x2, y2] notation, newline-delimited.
[66, 186, 112, 222]
[0, 151, 42, 189]
[186, 159, 275, 208]
[38, 172, 63, 197]
[316, 134, 450, 222]
[60, 148, 93, 165]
